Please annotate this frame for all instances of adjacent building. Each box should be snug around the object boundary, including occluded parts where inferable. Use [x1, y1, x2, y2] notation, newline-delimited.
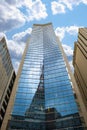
[0, 37, 16, 128]
[73, 28, 87, 127]
[1, 23, 85, 130]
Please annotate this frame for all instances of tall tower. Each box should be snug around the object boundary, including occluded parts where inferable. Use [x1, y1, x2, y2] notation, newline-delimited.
[73, 28, 87, 127]
[0, 37, 16, 128]
[2, 23, 85, 130]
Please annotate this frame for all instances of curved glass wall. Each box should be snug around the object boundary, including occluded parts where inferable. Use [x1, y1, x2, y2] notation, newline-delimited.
[8, 24, 84, 130]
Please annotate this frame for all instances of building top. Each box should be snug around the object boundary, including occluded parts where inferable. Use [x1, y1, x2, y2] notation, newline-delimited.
[33, 22, 52, 26]
[79, 27, 87, 30]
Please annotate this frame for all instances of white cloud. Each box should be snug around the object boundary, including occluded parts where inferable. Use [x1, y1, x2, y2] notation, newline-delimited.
[65, 26, 78, 35]
[7, 40, 25, 73]
[27, 0, 48, 21]
[4, 0, 17, 5]
[7, 39, 25, 73]
[62, 44, 73, 56]
[55, 25, 80, 41]
[7, 28, 32, 58]
[83, 0, 87, 4]
[55, 27, 65, 41]
[51, 0, 87, 14]
[0, 0, 47, 32]
[51, 1, 65, 14]
[0, 1, 25, 32]
[13, 28, 32, 42]
[7, 40, 25, 57]
[60, 0, 87, 10]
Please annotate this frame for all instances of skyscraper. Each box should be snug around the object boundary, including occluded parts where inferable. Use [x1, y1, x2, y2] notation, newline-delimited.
[1, 23, 85, 130]
[0, 37, 16, 128]
[73, 28, 87, 127]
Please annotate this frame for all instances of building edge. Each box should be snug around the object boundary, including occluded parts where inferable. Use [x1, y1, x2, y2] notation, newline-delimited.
[0, 37, 16, 129]
[73, 28, 87, 127]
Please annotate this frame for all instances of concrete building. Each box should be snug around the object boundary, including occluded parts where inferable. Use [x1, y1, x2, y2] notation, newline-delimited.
[1, 23, 85, 130]
[73, 28, 87, 127]
[0, 37, 16, 128]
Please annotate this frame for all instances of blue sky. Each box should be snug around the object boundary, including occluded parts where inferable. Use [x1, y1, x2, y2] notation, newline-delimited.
[0, 0, 87, 72]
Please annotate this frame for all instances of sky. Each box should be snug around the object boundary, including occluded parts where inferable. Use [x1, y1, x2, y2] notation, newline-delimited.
[0, 0, 87, 73]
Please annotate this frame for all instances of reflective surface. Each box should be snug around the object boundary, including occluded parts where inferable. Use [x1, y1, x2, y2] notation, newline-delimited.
[8, 24, 84, 130]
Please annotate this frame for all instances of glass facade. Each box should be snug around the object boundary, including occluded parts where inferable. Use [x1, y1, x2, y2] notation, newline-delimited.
[8, 23, 84, 130]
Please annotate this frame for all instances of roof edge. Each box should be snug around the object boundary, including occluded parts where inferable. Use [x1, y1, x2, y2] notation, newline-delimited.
[33, 22, 52, 26]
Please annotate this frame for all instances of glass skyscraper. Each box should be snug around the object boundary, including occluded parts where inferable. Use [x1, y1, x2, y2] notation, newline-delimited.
[3, 23, 84, 130]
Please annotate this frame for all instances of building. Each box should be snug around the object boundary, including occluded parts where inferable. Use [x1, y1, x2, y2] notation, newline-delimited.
[0, 37, 16, 128]
[73, 28, 87, 127]
[1, 23, 85, 130]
